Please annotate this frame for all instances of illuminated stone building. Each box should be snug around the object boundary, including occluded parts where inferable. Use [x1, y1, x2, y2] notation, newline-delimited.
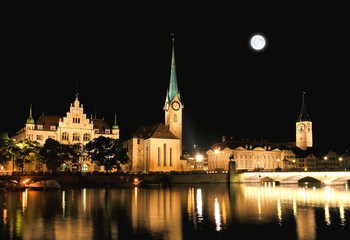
[9, 94, 119, 173]
[207, 93, 318, 172]
[207, 138, 296, 171]
[124, 36, 185, 172]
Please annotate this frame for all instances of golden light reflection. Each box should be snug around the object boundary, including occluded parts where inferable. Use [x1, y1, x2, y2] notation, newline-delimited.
[2, 209, 7, 225]
[197, 189, 203, 221]
[221, 199, 227, 225]
[243, 185, 350, 208]
[82, 188, 87, 213]
[1, 185, 349, 240]
[22, 189, 28, 212]
[62, 190, 66, 216]
[214, 198, 221, 231]
[324, 203, 331, 225]
[296, 208, 316, 240]
[293, 199, 297, 217]
[134, 186, 138, 207]
[339, 203, 345, 226]
[277, 199, 282, 224]
[187, 187, 195, 221]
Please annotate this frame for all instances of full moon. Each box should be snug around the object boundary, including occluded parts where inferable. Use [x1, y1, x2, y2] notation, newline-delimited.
[250, 34, 266, 51]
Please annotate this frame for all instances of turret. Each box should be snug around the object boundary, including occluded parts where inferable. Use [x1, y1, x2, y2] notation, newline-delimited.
[112, 112, 120, 135]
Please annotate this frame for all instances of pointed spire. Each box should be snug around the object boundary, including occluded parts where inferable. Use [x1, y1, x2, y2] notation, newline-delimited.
[168, 33, 181, 103]
[297, 92, 311, 122]
[112, 111, 119, 129]
[26, 104, 35, 124]
[75, 80, 79, 100]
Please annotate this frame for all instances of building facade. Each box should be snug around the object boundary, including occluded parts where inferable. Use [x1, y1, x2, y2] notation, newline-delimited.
[124, 36, 185, 172]
[318, 150, 350, 171]
[206, 139, 297, 171]
[8, 94, 119, 173]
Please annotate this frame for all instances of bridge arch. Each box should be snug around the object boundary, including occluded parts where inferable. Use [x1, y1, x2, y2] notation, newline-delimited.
[298, 176, 321, 183]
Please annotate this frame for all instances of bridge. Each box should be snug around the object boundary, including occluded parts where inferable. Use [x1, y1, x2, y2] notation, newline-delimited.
[238, 171, 350, 185]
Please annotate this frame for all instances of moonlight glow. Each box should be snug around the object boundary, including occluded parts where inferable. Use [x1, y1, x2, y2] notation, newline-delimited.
[250, 34, 266, 51]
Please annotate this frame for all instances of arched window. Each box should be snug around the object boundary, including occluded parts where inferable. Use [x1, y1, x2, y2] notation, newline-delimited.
[62, 132, 69, 140]
[83, 133, 90, 141]
[73, 132, 79, 141]
[173, 114, 177, 123]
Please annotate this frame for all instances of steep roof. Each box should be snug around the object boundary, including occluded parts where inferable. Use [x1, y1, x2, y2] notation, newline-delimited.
[92, 119, 111, 132]
[36, 115, 62, 130]
[26, 104, 35, 124]
[297, 92, 311, 122]
[211, 139, 296, 151]
[167, 35, 182, 104]
[132, 123, 179, 140]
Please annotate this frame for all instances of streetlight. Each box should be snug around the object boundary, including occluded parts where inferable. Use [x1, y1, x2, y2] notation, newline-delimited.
[292, 159, 296, 170]
[195, 154, 203, 171]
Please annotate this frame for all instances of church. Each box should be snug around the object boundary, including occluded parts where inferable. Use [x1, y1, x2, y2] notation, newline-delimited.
[10, 93, 119, 173]
[124, 36, 187, 172]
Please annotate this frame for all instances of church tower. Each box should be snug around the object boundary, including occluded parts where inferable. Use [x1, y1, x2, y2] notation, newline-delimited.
[164, 34, 183, 155]
[296, 92, 313, 150]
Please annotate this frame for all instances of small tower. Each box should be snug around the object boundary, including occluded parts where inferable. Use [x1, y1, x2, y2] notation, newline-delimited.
[296, 92, 313, 150]
[164, 34, 183, 155]
[26, 104, 35, 130]
[112, 112, 120, 138]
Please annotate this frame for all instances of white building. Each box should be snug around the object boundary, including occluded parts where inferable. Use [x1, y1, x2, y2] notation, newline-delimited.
[10, 94, 119, 173]
[207, 139, 296, 171]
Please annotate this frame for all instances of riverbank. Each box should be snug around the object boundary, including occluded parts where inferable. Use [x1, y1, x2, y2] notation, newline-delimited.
[0, 173, 229, 188]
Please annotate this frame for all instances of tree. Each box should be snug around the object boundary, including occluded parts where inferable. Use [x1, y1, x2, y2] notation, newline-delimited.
[0, 132, 13, 166]
[38, 138, 79, 173]
[85, 136, 130, 173]
[12, 138, 39, 175]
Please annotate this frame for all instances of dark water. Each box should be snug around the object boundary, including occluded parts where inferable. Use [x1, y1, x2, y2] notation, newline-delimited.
[1, 183, 349, 240]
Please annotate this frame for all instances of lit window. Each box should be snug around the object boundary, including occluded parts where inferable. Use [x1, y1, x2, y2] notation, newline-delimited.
[83, 133, 90, 141]
[73, 133, 79, 141]
[62, 132, 69, 140]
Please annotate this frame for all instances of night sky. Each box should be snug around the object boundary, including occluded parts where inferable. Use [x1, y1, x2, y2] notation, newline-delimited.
[2, 2, 349, 152]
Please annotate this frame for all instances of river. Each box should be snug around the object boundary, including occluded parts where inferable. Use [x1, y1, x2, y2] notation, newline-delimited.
[1, 183, 349, 239]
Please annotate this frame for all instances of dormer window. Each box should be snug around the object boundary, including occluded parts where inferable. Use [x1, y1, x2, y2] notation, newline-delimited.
[37, 125, 43, 130]
[50, 125, 56, 130]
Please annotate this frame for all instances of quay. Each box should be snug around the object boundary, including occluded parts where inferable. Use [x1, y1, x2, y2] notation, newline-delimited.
[1, 167, 350, 188]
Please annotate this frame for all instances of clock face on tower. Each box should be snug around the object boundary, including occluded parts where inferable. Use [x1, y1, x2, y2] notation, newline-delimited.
[297, 123, 305, 133]
[171, 101, 180, 111]
[306, 123, 311, 132]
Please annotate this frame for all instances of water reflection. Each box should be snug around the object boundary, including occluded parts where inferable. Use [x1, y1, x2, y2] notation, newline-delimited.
[0, 184, 349, 240]
[214, 198, 221, 231]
